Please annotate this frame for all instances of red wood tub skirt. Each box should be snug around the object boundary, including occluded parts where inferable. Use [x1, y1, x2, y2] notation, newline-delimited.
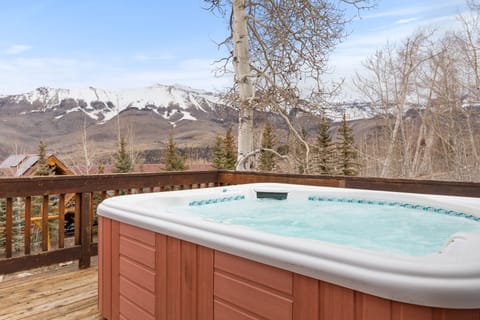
[98, 217, 480, 320]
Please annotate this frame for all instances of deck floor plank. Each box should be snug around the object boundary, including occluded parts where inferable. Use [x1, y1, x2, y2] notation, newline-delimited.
[0, 264, 102, 320]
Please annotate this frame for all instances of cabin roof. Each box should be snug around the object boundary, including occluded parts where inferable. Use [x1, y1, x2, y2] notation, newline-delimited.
[0, 154, 73, 176]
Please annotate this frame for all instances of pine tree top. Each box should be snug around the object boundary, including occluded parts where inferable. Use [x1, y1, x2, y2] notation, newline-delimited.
[114, 136, 133, 173]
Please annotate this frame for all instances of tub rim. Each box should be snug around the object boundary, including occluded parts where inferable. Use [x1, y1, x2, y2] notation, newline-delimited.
[97, 182, 480, 308]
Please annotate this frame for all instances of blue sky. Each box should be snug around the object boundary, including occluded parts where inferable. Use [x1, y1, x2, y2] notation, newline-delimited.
[0, 0, 471, 96]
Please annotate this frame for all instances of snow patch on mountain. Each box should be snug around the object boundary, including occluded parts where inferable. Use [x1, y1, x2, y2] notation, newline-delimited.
[11, 84, 223, 125]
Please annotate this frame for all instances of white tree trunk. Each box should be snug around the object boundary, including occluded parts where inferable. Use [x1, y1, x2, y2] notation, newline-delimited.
[233, 0, 255, 170]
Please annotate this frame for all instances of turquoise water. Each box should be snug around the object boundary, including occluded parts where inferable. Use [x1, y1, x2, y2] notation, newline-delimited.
[179, 198, 480, 256]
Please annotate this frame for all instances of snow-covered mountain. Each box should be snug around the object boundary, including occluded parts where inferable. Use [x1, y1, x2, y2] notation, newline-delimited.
[0, 83, 386, 161]
[4, 85, 383, 124]
[8, 84, 224, 126]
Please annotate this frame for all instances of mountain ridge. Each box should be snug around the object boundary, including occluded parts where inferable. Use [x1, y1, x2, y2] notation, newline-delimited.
[0, 84, 379, 162]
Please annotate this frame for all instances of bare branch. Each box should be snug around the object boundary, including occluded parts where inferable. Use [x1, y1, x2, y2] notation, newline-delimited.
[236, 147, 291, 170]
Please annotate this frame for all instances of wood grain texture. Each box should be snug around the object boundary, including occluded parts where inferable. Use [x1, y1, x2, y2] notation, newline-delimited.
[120, 223, 156, 246]
[355, 292, 392, 320]
[167, 237, 182, 320]
[319, 281, 355, 320]
[156, 234, 168, 320]
[293, 274, 318, 320]
[119, 275, 156, 315]
[119, 236, 156, 269]
[119, 256, 155, 292]
[111, 220, 121, 320]
[181, 241, 198, 320]
[215, 251, 293, 295]
[214, 272, 293, 320]
[214, 299, 259, 320]
[0, 265, 101, 320]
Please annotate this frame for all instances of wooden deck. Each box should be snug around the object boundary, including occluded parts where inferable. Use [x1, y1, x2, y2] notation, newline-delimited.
[0, 262, 102, 320]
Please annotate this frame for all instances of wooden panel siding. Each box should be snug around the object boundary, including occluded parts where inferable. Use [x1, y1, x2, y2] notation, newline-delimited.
[215, 251, 293, 295]
[99, 217, 480, 319]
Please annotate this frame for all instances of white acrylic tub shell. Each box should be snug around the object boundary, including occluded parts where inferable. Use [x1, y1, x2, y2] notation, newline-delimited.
[97, 183, 480, 308]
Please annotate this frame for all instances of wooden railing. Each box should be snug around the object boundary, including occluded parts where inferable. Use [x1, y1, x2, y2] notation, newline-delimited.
[0, 171, 219, 274]
[218, 171, 480, 197]
[1, 170, 478, 275]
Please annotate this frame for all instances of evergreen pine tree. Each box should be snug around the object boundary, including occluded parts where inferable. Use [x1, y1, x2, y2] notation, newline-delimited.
[314, 115, 334, 175]
[258, 121, 275, 172]
[34, 140, 53, 176]
[114, 137, 133, 173]
[212, 135, 225, 169]
[163, 134, 187, 171]
[336, 113, 359, 176]
[223, 127, 237, 170]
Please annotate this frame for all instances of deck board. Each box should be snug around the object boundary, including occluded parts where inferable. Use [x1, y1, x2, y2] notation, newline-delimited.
[0, 264, 102, 320]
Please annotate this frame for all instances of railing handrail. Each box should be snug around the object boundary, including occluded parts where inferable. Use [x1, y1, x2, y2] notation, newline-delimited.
[218, 171, 480, 197]
[0, 171, 219, 197]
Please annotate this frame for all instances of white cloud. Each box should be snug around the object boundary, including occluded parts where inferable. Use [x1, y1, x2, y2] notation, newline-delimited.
[327, 4, 467, 100]
[5, 45, 32, 55]
[395, 17, 419, 24]
[363, 0, 465, 20]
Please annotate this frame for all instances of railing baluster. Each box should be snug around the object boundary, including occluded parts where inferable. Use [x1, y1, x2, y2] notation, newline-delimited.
[79, 192, 91, 269]
[75, 193, 81, 245]
[6, 198, 13, 258]
[90, 193, 95, 242]
[42, 195, 49, 251]
[24, 196, 31, 255]
[58, 194, 65, 249]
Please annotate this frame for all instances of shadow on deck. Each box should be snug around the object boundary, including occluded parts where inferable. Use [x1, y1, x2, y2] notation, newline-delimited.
[0, 258, 102, 320]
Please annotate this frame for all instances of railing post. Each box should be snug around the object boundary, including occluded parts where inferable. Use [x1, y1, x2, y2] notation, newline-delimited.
[42, 195, 49, 252]
[24, 196, 31, 255]
[79, 192, 91, 269]
[6, 198, 12, 258]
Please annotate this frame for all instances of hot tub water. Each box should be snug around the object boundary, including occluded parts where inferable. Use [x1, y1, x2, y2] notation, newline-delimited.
[176, 197, 480, 256]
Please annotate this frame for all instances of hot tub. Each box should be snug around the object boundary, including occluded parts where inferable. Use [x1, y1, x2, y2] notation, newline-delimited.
[97, 183, 480, 320]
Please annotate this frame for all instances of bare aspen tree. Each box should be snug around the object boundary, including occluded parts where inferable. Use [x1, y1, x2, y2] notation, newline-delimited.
[355, 31, 432, 177]
[126, 122, 142, 169]
[81, 116, 94, 174]
[232, 0, 255, 170]
[206, 0, 374, 171]
[455, 1, 480, 174]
